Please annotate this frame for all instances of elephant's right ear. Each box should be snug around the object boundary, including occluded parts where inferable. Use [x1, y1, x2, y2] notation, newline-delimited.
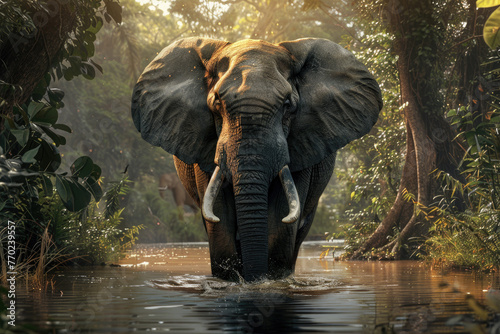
[131, 37, 229, 172]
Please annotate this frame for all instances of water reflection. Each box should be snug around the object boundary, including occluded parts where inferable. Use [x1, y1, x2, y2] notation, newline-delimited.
[13, 242, 500, 333]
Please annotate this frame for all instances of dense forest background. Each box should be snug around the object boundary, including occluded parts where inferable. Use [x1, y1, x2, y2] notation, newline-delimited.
[1, 0, 499, 273]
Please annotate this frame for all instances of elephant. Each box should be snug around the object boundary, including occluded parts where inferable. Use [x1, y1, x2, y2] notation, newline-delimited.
[132, 37, 382, 282]
[158, 172, 199, 213]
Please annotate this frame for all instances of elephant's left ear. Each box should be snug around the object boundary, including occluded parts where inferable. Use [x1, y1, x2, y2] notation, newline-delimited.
[279, 38, 383, 172]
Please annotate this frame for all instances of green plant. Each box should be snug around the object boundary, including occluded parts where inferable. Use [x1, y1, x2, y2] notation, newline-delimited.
[419, 88, 500, 269]
[58, 176, 143, 264]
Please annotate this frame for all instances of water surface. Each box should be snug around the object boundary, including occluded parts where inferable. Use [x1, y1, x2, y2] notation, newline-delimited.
[14, 242, 498, 333]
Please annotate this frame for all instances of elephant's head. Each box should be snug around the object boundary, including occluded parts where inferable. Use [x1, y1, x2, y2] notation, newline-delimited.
[132, 37, 382, 281]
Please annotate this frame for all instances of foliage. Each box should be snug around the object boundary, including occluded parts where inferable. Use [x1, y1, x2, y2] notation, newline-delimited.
[479, 0, 500, 49]
[0, 0, 148, 284]
[37, 176, 142, 265]
[420, 61, 500, 269]
[168, 0, 345, 42]
[0, 0, 118, 215]
[340, 220, 381, 257]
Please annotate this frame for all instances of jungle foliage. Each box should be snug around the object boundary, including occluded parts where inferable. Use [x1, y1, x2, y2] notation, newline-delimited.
[0, 0, 142, 282]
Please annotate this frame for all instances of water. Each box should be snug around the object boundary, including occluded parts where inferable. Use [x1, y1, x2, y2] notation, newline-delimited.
[13, 242, 499, 333]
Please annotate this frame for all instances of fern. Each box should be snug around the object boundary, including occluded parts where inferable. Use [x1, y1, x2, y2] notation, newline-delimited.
[104, 176, 131, 219]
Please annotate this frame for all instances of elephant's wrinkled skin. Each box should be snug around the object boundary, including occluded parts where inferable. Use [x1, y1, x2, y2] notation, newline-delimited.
[132, 37, 382, 282]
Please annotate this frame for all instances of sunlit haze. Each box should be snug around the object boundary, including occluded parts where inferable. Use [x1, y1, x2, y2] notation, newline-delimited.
[137, 0, 170, 13]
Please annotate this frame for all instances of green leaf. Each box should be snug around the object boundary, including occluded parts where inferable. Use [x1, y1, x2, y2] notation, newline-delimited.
[37, 140, 61, 172]
[31, 105, 58, 125]
[41, 175, 53, 196]
[105, 1, 123, 24]
[477, 0, 500, 8]
[27, 101, 45, 119]
[11, 129, 29, 146]
[447, 109, 457, 117]
[87, 16, 103, 35]
[90, 163, 102, 180]
[68, 55, 82, 69]
[53, 123, 72, 133]
[90, 59, 103, 74]
[55, 175, 69, 204]
[21, 146, 40, 163]
[56, 176, 92, 212]
[489, 115, 500, 123]
[47, 88, 65, 103]
[81, 62, 96, 79]
[39, 125, 66, 146]
[71, 156, 95, 178]
[484, 7, 500, 48]
[85, 176, 103, 202]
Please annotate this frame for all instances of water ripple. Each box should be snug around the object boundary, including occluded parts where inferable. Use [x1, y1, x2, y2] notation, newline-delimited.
[148, 274, 342, 297]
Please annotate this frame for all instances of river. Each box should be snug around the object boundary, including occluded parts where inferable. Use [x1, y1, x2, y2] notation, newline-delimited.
[14, 241, 498, 333]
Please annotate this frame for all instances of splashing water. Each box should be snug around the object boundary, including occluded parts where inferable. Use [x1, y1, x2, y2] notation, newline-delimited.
[148, 273, 342, 297]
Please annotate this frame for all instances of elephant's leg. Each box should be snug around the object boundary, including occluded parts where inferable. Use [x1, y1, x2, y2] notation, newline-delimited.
[193, 164, 241, 281]
[292, 153, 337, 262]
[267, 167, 312, 277]
[173, 156, 201, 206]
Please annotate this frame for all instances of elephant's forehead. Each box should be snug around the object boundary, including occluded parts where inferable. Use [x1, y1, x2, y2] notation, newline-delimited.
[219, 40, 290, 65]
[208, 40, 292, 100]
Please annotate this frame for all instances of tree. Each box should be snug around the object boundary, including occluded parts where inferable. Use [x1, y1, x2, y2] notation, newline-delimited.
[344, 0, 486, 259]
[0, 1, 122, 123]
[168, 0, 345, 43]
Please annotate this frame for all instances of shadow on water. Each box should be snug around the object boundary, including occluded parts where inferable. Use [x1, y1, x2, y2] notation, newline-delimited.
[12, 242, 500, 333]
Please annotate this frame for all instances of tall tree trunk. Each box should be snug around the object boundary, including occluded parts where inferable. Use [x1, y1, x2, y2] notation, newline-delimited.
[350, 0, 461, 259]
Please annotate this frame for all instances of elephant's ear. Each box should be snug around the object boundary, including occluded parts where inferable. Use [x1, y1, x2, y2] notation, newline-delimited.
[279, 38, 383, 172]
[132, 37, 229, 172]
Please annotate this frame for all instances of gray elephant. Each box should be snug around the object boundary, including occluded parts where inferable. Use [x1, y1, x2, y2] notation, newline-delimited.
[159, 172, 198, 212]
[132, 37, 382, 282]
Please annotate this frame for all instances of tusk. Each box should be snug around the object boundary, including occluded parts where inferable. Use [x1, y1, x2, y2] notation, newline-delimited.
[202, 166, 223, 223]
[279, 165, 300, 223]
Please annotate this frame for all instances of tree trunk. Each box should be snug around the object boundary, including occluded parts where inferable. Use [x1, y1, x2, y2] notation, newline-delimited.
[0, 3, 78, 123]
[350, 0, 455, 259]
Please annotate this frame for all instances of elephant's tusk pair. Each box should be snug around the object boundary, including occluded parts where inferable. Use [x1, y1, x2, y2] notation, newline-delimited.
[202, 166, 223, 223]
[279, 165, 300, 224]
[202, 165, 301, 224]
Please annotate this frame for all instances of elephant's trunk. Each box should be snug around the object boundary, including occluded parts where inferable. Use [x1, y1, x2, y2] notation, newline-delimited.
[233, 166, 270, 282]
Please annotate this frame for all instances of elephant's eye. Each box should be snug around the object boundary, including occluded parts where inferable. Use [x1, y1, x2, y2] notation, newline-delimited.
[283, 99, 292, 112]
[213, 97, 222, 112]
